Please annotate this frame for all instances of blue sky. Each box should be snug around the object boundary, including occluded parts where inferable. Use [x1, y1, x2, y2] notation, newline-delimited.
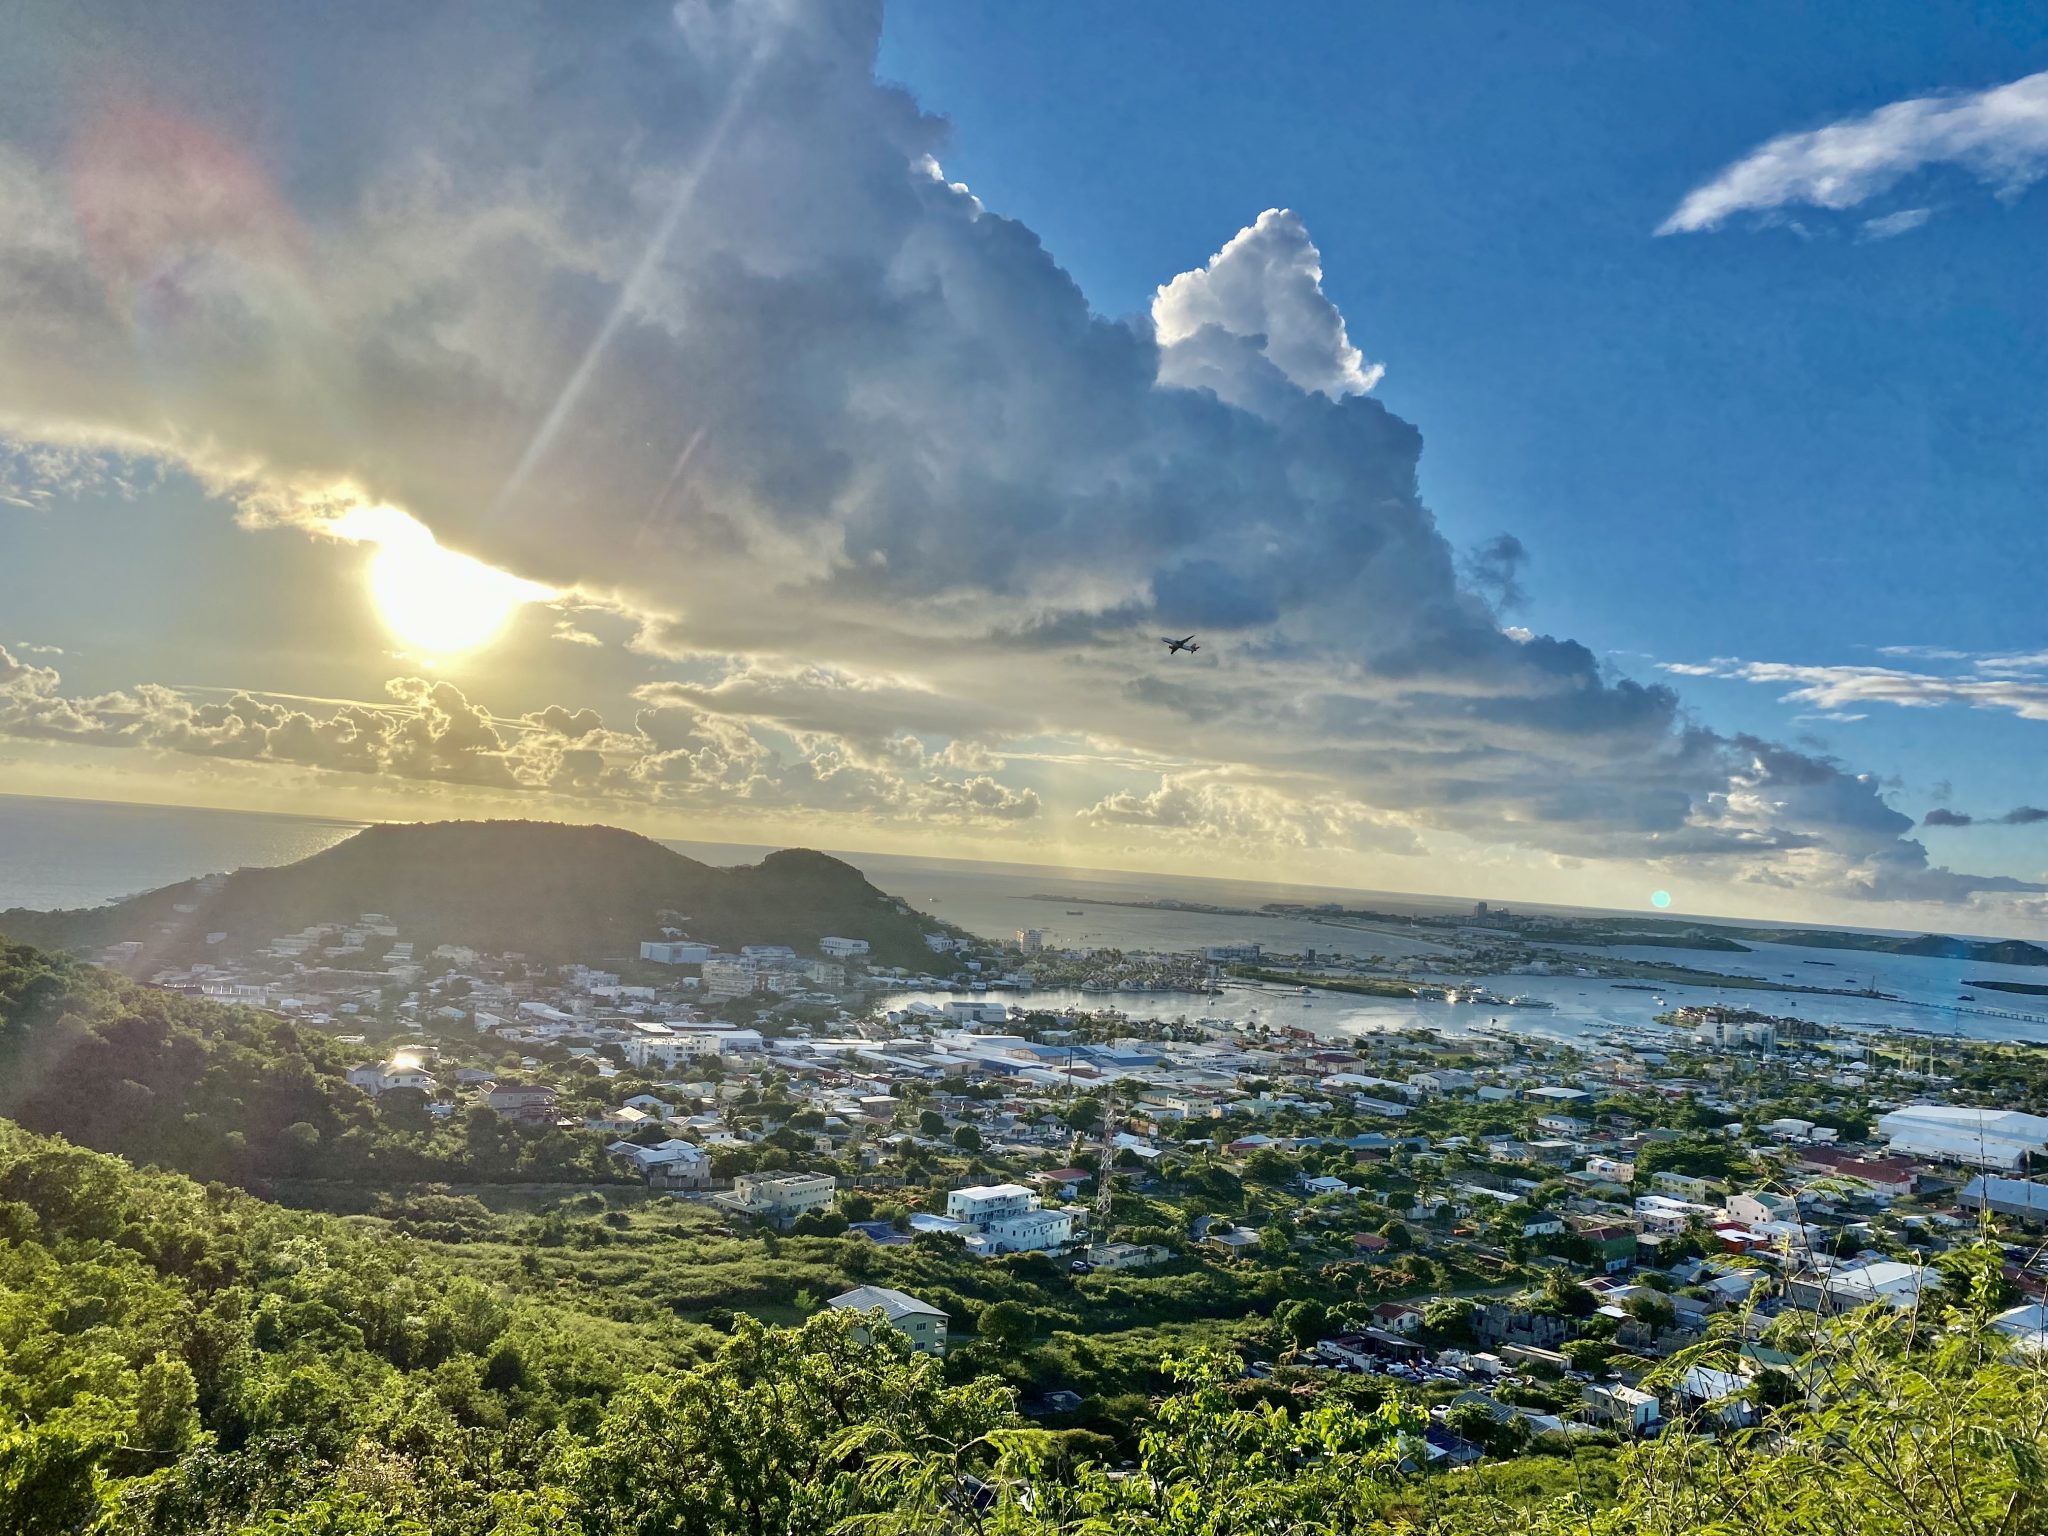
[2, 0, 2046, 930]
[879, 2, 2048, 830]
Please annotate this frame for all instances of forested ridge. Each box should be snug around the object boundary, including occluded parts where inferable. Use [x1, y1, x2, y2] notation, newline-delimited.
[0, 819, 952, 969]
[0, 942, 617, 1188]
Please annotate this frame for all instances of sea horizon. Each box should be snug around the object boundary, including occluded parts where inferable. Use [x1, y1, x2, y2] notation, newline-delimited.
[0, 789, 2026, 947]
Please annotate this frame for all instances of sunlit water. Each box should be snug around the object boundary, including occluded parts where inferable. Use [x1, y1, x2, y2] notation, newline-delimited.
[0, 795, 364, 910]
[2, 796, 2043, 1046]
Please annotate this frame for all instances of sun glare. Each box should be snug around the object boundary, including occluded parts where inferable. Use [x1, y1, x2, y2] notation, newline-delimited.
[356, 518, 553, 656]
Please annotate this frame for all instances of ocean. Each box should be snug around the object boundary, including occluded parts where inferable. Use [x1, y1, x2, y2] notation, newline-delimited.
[0, 795, 368, 911]
[3, 793, 2045, 1046]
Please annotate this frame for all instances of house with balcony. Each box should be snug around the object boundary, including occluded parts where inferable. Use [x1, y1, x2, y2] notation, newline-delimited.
[718, 1172, 837, 1228]
[945, 1182, 1076, 1256]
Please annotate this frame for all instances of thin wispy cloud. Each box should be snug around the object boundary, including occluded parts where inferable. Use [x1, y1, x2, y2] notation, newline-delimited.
[1664, 656, 2048, 722]
[1659, 68, 2048, 234]
[1857, 206, 1933, 241]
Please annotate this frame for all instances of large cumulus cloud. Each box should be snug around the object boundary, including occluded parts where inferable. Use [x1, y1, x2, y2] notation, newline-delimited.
[0, 0, 2032, 906]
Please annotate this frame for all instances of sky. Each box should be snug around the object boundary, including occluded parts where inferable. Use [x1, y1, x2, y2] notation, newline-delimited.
[2, 0, 2047, 934]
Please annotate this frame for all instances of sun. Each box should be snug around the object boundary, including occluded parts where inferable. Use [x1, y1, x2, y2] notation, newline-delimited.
[362, 524, 552, 656]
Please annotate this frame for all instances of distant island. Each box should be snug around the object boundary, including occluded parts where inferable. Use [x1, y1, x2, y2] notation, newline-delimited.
[1964, 978, 2048, 998]
[1027, 893, 1256, 917]
[0, 819, 954, 970]
[1258, 900, 2048, 969]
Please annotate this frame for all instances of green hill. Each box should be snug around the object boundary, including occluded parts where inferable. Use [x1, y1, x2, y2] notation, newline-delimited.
[0, 940, 621, 1189]
[0, 819, 951, 969]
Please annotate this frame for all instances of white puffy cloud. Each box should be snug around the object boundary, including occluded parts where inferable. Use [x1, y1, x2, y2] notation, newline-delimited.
[1153, 207, 1383, 412]
[0, 2, 2029, 911]
[0, 645, 1045, 828]
[1079, 774, 1421, 858]
[1659, 68, 2048, 235]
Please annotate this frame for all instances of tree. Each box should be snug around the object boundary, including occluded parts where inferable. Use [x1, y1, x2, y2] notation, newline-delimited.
[1243, 1148, 1294, 1185]
[1378, 1219, 1412, 1251]
[1275, 1299, 1328, 1353]
[951, 1124, 982, 1153]
[839, 1190, 876, 1224]
[1561, 1337, 1616, 1374]
[1423, 1296, 1478, 1346]
[0, 1421, 111, 1536]
[1556, 1307, 2048, 1536]
[569, 1310, 1011, 1536]
[1444, 1400, 1531, 1459]
[1625, 1291, 1676, 1332]
[1538, 1268, 1598, 1319]
[133, 1353, 201, 1459]
[1059, 1097, 1102, 1134]
[866, 1350, 1422, 1536]
[977, 1300, 1036, 1351]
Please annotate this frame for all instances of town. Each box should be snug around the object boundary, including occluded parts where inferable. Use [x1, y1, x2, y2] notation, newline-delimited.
[107, 890, 2048, 1467]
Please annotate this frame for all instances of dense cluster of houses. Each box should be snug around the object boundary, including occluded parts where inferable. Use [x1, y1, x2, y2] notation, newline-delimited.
[127, 895, 2048, 1454]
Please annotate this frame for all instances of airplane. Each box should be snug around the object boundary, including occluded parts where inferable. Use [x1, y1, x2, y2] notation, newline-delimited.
[1160, 635, 1200, 655]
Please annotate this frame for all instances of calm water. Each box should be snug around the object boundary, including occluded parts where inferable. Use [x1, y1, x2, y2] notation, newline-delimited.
[886, 948, 2048, 1050]
[0, 795, 364, 911]
[3, 794, 2044, 1045]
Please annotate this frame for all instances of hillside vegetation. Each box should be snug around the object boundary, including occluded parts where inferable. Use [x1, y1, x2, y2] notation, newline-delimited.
[0, 820, 949, 969]
[0, 1115, 2042, 1535]
[0, 942, 614, 1189]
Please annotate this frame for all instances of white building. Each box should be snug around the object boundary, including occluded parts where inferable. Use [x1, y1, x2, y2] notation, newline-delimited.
[1726, 1190, 1799, 1227]
[1697, 1017, 1775, 1051]
[1651, 1171, 1722, 1201]
[828, 1285, 949, 1355]
[640, 940, 712, 965]
[1582, 1383, 1661, 1433]
[720, 1172, 837, 1225]
[1992, 1302, 2048, 1354]
[1409, 1069, 1475, 1095]
[626, 1028, 765, 1069]
[609, 1138, 711, 1188]
[820, 936, 870, 958]
[945, 1182, 1076, 1256]
[1876, 1105, 2048, 1169]
[1202, 943, 1262, 964]
[1786, 1259, 1934, 1313]
[346, 1058, 438, 1097]
[1960, 1173, 2048, 1225]
[700, 957, 760, 999]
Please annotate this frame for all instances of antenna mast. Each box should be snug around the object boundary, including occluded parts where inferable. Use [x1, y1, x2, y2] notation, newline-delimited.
[1094, 1084, 1117, 1248]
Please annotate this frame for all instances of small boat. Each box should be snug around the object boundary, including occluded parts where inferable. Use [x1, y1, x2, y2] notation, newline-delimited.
[1066, 910, 1085, 916]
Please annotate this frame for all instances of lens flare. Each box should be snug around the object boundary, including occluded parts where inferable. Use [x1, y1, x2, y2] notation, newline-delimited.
[1650, 889, 1673, 909]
